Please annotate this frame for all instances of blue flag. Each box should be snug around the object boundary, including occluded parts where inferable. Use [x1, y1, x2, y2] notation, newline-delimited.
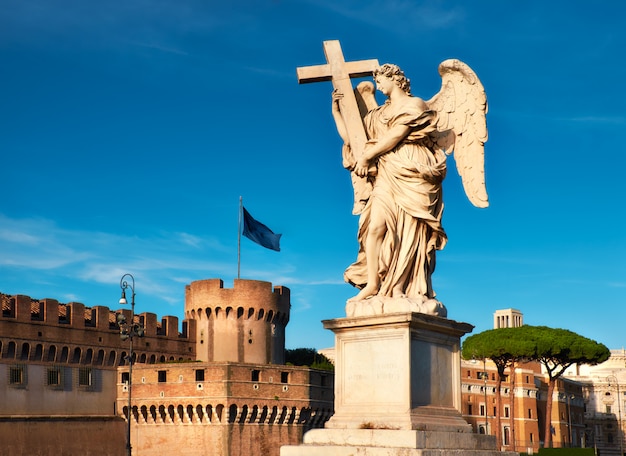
[242, 207, 281, 252]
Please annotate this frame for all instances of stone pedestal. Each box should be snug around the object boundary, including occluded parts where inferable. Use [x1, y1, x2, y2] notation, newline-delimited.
[280, 312, 519, 455]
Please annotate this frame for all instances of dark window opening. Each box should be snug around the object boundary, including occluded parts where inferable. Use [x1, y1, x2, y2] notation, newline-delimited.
[195, 369, 205, 382]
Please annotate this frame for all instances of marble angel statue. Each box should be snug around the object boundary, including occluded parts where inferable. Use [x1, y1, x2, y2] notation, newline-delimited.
[331, 60, 488, 317]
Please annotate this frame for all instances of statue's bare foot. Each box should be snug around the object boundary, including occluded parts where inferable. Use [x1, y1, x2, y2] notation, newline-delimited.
[350, 283, 378, 302]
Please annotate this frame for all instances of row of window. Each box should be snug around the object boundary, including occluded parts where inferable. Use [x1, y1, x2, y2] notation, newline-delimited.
[6, 364, 96, 391]
[125, 369, 294, 384]
[466, 370, 533, 385]
[0, 340, 190, 366]
[120, 403, 332, 428]
[188, 306, 288, 325]
[467, 403, 523, 418]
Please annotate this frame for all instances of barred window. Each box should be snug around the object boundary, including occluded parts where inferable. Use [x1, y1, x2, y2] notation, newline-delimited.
[9, 364, 26, 387]
[47, 366, 63, 388]
[78, 367, 93, 389]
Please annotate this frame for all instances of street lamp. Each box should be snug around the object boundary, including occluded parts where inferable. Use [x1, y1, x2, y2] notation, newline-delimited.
[118, 273, 144, 456]
[607, 375, 623, 456]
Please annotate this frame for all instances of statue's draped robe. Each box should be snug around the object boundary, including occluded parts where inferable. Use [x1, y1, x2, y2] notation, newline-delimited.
[344, 97, 448, 299]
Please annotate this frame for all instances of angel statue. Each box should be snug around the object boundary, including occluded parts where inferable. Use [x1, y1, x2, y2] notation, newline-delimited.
[331, 60, 488, 318]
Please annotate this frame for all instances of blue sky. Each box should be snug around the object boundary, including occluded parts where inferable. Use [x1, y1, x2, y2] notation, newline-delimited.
[2, 0, 626, 351]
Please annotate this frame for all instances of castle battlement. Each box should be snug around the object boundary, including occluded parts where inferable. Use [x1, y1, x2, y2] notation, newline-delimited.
[1, 293, 190, 337]
[0, 292, 196, 369]
[184, 278, 290, 324]
[185, 279, 290, 365]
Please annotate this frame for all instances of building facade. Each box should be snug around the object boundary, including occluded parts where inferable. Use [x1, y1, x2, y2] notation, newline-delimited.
[0, 278, 333, 456]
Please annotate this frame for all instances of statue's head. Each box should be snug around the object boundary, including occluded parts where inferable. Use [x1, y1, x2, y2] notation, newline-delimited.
[373, 64, 411, 94]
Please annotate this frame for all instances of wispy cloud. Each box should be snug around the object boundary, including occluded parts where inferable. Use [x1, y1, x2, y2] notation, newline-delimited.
[0, 213, 234, 305]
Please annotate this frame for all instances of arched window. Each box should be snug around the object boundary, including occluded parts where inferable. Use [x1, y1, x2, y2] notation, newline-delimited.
[269, 406, 278, 424]
[48, 345, 60, 363]
[32, 344, 43, 361]
[196, 405, 204, 422]
[5, 341, 16, 359]
[149, 405, 157, 423]
[249, 405, 259, 423]
[228, 404, 237, 423]
[95, 349, 105, 365]
[259, 406, 268, 423]
[71, 347, 81, 364]
[238, 405, 248, 424]
[59, 346, 69, 363]
[20, 342, 30, 361]
[46, 345, 57, 363]
[107, 350, 116, 366]
[187, 404, 195, 423]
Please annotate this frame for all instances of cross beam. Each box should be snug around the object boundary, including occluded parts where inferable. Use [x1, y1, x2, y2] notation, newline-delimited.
[297, 40, 379, 157]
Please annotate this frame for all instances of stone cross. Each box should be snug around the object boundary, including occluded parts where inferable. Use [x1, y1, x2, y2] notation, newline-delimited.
[297, 40, 379, 157]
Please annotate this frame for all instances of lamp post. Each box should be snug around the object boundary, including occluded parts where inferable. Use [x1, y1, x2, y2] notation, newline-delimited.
[607, 375, 623, 456]
[118, 273, 144, 456]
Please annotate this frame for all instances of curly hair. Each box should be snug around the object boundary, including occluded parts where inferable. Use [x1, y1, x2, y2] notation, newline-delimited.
[373, 63, 411, 94]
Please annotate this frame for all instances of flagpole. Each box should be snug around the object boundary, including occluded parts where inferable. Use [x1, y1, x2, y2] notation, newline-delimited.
[237, 196, 242, 279]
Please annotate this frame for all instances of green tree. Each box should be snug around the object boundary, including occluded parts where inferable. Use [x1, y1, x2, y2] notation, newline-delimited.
[462, 327, 535, 448]
[463, 326, 610, 449]
[523, 326, 609, 448]
[285, 348, 334, 371]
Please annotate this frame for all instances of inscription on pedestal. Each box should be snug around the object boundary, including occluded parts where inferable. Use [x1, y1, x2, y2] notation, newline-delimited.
[341, 331, 407, 406]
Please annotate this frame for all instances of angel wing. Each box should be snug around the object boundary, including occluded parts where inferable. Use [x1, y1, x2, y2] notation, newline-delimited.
[427, 59, 489, 208]
[354, 80, 378, 118]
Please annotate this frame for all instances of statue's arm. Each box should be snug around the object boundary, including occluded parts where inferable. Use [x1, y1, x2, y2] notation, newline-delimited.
[331, 90, 349, 144]
[354, 124, 410, 177]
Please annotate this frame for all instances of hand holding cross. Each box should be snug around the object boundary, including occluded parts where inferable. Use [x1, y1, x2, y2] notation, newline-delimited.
[296, 40, 379, 159]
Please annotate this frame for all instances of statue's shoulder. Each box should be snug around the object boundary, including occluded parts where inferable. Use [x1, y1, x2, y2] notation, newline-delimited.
[407, 96, 429, 112]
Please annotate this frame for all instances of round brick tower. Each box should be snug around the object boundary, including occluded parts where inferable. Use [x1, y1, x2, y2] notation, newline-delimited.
[184, 278, 290, 364]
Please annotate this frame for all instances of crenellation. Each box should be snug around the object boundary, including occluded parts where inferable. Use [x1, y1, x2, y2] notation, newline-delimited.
[92, 305, 110, 330]
[42, 298, 58, 323]
[67, 301, 84, 328]
[1, 279, 330, 456]
[162, 315, 178, 337]
[15, 295, 31, 322]
[140, 312, 158, 337]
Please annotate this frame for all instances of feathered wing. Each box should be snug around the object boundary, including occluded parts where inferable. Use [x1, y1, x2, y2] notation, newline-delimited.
[354, 80, 378, 119]
[427, 59, 489, 208]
